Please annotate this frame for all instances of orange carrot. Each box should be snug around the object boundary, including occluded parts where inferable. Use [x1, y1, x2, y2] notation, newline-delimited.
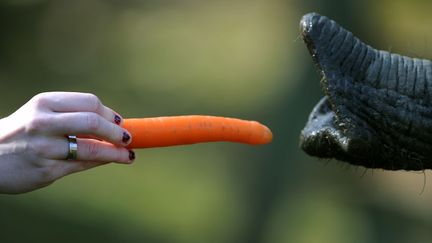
[122, 115, 273, 148]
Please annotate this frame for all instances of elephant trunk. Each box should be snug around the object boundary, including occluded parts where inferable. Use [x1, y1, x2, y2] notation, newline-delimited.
[299, 13, 432, 170]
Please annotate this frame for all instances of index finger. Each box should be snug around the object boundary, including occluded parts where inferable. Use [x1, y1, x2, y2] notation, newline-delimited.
[34, 92, 123, 125]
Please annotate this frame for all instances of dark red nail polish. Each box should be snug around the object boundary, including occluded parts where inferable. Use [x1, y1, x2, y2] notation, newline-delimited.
[122, 132, 131, 143]
[114, 115, 122, 125]
[129, 150, 135, 161]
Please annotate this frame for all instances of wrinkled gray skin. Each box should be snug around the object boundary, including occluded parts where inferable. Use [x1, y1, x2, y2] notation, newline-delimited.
[299, 13, 432, 170]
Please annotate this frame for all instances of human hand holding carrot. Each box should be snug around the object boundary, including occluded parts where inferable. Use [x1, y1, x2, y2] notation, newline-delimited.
[0, 92, 272, 194]
[0, 92, 133, 194]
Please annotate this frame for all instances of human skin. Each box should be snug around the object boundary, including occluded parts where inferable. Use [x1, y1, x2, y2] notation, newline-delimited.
[299, 13, 432, 170]
[0, 92, 134, 194]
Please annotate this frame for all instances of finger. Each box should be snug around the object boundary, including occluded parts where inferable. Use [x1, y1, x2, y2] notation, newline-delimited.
[47, 112, 131, 146]
[61, 160, 111, 176]
[77, 134, 102, 140]
[47, 137, 135, 163]
[75, 139, 135, 163]
[33, 92, 123, 125]
[31, 158, 117, 186]
[48, 159, 111, 179]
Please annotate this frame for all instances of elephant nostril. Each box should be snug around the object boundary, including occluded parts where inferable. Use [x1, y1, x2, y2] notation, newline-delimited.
[299, 12, 432, 171]
[300, 97, 348, 158]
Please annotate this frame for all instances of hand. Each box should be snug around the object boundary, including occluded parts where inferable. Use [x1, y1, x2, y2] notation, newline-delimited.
[0, 92, 134, 194]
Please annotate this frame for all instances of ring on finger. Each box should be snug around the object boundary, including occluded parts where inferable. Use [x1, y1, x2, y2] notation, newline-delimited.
[66, 135, 78, 160]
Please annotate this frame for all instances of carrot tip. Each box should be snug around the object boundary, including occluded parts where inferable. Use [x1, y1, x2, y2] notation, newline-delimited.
[262, 126, 273, 144]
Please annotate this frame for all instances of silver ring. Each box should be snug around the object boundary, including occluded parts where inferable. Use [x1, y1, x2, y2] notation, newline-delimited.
[66, 135, 78, 160]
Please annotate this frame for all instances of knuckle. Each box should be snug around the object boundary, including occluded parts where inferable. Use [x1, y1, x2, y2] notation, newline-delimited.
[30, 139, 52, 158]
[86, 142, 101, 160]
[112, 149, 123, 162]
[31, 93, 51, 109]
[27, 115, 51, 133]
[85, 93, 101, 112]
[36, 166, 57, 183]
[85, 113, 101, 131]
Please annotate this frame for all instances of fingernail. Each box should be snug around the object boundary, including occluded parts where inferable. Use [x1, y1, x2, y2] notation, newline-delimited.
[114, 115, 122, 125]
[129, 150, 135, 161]
[122, 132, 131, 143]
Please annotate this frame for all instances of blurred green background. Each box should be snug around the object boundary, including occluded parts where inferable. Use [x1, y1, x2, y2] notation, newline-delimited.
[1, 0, 432, 242]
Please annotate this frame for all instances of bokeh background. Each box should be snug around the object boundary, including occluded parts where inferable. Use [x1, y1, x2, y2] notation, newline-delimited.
[1, 0, 432, 242]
